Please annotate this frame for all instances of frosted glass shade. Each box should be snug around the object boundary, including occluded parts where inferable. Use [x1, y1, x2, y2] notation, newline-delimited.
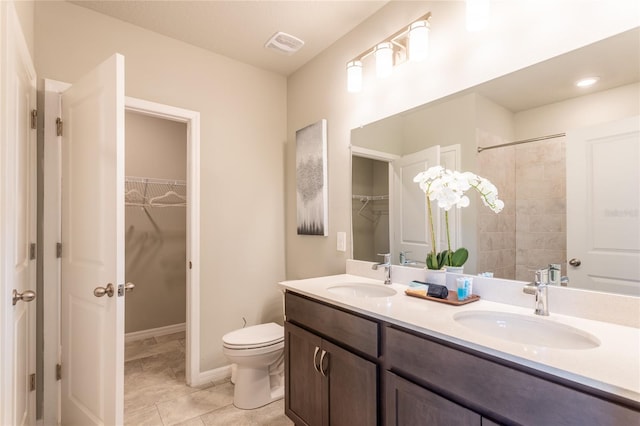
[346, 61, 363, 93]
[408, 21, 429, 62]
[375, 42, 393, 79]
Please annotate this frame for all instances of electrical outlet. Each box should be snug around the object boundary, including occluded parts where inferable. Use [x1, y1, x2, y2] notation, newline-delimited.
[337, 232, 346, 252]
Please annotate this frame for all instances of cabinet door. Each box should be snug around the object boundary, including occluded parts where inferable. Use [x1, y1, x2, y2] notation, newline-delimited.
[324, 340, 377, 426]
[285, 322, 323, 426]
[386, 372, 480, 426]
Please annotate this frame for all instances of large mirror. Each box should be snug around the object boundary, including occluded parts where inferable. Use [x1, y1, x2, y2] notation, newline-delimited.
[351, 28, 640, 296]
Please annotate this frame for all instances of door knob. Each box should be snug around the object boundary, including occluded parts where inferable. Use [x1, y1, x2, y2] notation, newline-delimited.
[568, 258, 582, 267]
[94, 283, 115, 298]
[124, 282, 135, 292]
[12, 289, 36, 306]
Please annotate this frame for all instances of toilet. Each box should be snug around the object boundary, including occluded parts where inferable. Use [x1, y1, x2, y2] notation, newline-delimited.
[222, 322, 285, 409]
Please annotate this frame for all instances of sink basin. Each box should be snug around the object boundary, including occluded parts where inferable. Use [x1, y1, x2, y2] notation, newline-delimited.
[454, 311, 600, 350]
[327, 283, 397, 298]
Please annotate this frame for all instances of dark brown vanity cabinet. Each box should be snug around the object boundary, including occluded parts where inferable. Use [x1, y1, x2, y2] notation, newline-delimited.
[385, 325, 640, 426]
[385, 371, 480, 426]
[284, 292, 378, 426]
[284, 290, 640, 426]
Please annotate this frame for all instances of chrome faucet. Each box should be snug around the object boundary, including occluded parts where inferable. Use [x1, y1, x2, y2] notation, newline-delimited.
[523, 269, 549, 316]
[372, 253, 392, 285]
[399, 251, 417, 266]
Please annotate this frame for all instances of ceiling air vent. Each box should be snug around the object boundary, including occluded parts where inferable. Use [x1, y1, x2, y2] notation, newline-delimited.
[264, 32, 304, 55]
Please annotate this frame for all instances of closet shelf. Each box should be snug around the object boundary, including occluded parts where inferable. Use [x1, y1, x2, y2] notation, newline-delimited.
[125, 176, 187, 208]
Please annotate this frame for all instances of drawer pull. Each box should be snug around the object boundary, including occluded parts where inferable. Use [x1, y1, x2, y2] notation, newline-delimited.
[319, 350, 329, 377]
[313, 346, 321, 373]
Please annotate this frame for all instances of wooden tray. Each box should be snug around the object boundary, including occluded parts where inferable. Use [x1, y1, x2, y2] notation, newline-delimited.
[405, 289, 480, 306]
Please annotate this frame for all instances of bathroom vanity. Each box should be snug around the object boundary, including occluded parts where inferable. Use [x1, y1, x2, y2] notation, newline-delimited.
[280, 272, 640, 426]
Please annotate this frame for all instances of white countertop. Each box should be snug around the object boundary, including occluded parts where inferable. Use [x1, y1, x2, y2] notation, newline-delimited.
[279, 273, 640, 404]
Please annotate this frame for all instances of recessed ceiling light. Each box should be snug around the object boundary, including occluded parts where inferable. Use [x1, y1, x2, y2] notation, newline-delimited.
[575, 77, 600, 87]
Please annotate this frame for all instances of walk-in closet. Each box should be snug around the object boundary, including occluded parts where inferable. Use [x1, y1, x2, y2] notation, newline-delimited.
[123, 111, 189, 413]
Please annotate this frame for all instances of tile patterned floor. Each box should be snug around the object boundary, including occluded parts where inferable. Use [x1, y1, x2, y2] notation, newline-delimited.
[125, 332, 293, 425]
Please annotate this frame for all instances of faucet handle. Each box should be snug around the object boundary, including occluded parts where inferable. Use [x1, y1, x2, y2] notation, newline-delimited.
[535, 268, 549, 285]
[377, 253, 391, 264]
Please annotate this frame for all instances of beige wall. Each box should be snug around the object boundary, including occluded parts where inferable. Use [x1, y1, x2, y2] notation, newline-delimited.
[286, 0, 639, 280]
[125, 112, 187, 333]
[34, 1, 286, 371]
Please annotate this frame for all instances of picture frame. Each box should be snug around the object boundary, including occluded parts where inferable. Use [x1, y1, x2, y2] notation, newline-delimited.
[296, 119, 328, 236]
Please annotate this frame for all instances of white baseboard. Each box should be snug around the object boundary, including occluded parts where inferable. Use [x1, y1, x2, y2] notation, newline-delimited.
[190, 365, 232, 387]
[125, 322, 186, 343]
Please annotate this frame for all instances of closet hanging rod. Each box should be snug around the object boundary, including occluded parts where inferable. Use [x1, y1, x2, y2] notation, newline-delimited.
[125, 176, 186, 186]
[352, 194, 389, 201]
[477, 133, 566, 153]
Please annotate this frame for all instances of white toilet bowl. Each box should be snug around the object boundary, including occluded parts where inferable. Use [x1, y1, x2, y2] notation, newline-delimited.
[222, 322, 285, 409]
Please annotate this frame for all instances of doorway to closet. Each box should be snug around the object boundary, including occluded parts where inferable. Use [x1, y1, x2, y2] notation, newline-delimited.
[41, 71, 202, 424]
[123, 111, 189, 414]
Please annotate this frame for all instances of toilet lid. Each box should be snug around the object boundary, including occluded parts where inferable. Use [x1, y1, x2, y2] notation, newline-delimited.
[222, 322, 284, 348]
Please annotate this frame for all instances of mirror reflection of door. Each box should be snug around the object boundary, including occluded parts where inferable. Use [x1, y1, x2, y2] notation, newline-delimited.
[567, 116, 640, 296]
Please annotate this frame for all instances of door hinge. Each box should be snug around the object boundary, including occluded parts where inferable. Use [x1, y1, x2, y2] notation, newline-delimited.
[56, 364, 62, 381]
[29, 243, 36, 260]
[56, 117, 63, 136]
[30, 110, 37, 130]
[29, 373, 36, 391]
[188, 261, 192, 270]
[56, 242, 62, 258]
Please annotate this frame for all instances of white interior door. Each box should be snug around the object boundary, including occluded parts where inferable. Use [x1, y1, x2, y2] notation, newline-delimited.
[60, 53, 125, 425]
[392, 145, 440, 265]
[566, 116, 640, 295]
[0, 3, 37, 425]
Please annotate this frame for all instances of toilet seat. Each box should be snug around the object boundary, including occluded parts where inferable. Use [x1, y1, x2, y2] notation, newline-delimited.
[222, 322, 284, 350]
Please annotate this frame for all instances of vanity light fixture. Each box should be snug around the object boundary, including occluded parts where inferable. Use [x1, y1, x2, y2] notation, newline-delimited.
[466, 0, 490, 32]
[575, 76, 600, 87]
[346, 12, 431, 93]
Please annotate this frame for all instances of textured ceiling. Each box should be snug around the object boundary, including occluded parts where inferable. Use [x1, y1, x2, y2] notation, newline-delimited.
[69, 0, 389, 76]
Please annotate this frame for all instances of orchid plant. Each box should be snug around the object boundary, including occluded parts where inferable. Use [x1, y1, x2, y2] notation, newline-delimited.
[413, 166, 504, 270]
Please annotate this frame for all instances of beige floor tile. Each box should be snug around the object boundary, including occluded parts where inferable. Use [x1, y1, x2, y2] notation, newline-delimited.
[124, 405, 164, 426]
[200, 399, 292, 426]
[155, 331, 186, 344]
[126, 339, 184, 362]
[125, 377, 199, 414]
[156, 382, 235, 425]
[125, 332, 289, 426]
[172, 416, 206, 426]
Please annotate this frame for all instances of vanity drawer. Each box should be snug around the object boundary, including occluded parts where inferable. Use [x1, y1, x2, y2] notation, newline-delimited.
[285, 291, 379, 357]
[385, 326, 639, 425]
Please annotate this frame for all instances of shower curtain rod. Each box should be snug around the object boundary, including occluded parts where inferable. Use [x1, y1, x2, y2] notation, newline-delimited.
[477, 132, 566, 153]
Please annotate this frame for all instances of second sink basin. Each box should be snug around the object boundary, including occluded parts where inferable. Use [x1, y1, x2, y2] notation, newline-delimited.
[327, 283, 397, 298]
[454, 311, 600, 350]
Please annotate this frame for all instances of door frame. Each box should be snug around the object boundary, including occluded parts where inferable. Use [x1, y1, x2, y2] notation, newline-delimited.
[41, 87, 201, 424]
[349, 145, 399, 261]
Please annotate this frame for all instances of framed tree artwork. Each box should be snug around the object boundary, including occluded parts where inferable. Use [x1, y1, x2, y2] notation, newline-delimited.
[296, 119, 328, 236]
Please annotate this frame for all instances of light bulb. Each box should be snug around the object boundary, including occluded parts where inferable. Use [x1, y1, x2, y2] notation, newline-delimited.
[375, 42, 393, 79]
[408, 20, 429, 62]
[347, 61, 363, 93]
